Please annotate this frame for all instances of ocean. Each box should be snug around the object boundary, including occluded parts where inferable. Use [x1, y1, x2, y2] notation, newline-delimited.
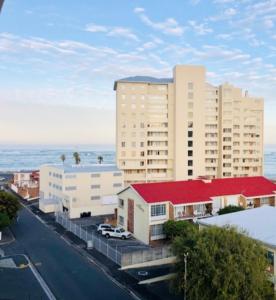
[0, 144, 276, 179]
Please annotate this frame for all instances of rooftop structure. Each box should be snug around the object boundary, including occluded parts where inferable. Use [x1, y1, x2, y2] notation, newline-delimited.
[42, 164, 120, 173]
[131, 176, 276, 205]
[198, 206, 276, 248]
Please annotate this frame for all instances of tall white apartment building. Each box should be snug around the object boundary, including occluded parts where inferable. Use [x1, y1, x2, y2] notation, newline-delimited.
[114, 65, 263, 184]
[39, 164, 123, 218]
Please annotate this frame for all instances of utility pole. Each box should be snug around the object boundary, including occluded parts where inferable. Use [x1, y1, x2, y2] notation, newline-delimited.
[184, 252, 188, 300]
[0, 0, 4, 13]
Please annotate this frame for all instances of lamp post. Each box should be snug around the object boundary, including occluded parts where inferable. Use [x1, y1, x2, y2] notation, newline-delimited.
[184, 252, 188, 300]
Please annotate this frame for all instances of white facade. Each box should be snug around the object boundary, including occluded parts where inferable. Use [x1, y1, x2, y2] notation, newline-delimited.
[39, 164, 124, 219]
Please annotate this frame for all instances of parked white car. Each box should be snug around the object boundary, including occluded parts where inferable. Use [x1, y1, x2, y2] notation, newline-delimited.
[97, 224, 113, 234]
[102, 227, 132, 240]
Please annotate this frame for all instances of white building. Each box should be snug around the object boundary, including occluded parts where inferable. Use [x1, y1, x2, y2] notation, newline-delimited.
[39, 164, 124, 219]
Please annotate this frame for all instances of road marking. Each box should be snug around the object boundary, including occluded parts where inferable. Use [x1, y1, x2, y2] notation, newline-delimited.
[22, 254, 56, 300]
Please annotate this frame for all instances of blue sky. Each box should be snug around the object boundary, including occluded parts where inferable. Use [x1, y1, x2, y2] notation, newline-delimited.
[0, 0, 276, 144]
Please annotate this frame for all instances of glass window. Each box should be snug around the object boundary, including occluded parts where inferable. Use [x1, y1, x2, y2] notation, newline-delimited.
[151, 224, 164, 236]
[65, 186, 77, 191]
[91, 184, 100, 189]
[113, 172, 122, 177]
[188, 82, 194, 90]
[188, 169, 193, 176]
[119, 216, 124, 226]
[91, 173, 100, 178]
[91, 196, 100, 200]
[188, 150, 193, 157]
[113, 183, 122, 188]
[151, 204, 166, 217]
[119, 199, 124, 208]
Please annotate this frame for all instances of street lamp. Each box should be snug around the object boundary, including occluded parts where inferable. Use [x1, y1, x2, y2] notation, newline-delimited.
[184, 252, 188, 300]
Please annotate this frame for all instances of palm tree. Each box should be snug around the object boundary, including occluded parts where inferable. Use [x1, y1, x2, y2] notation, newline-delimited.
[97, 155, 103, 164]
[60, 154, 66, 164]
[73, 152, 81, 165]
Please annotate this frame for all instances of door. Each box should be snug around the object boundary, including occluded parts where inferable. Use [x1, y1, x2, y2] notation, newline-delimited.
[128, 199, 134, 233]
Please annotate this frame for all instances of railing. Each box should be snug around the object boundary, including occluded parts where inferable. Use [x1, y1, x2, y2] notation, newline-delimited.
[55, 212, 122, 265]
[55, 212, 173, 267]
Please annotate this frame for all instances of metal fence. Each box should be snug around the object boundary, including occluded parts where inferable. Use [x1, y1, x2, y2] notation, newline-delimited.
[55, 212, 173, 267]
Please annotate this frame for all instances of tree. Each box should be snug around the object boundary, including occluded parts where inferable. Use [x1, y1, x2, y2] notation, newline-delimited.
[218, 205, 245, 215]
[0, 212, 11, 230]
[60, 154, 66, 164]
[97, 155, 103, 164]
[73, 152, 81, 165]
[172, 226, 273, 300]
[0, 191, 20, 221]
[163, 220, 197, 241]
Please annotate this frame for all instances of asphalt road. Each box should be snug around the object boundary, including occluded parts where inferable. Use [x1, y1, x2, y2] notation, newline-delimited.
[2, 206, 134, 300]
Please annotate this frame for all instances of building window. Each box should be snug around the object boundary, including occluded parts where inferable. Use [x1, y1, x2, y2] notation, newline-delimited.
[140, 142, 144, 147]
[188, 169, 193, 176]
[188, 92, 194, 99]
[188, 112, 193, 119]
[91, 184, 100, 189]
[188, 160, 193, 166]
[188, 150, 193, 157]
[91, 196, 100, 200]
[188, 141, 193, 147]
[260, 197, 270, 205]
[121, 142, 126, 147]
[151, 224, 164, 237]
[49, 172, 52, 176]
[113, 172, 122, 177]
[188, 82, 194, 90]
[91, 173, 100, 178]
[65, 186, 77, 191]
[65, 174, 76, 179]
[151, 204, 166, 217]
[188, 102, 193, 109]
[113, 183, 122, 188]
[119, 216, 124, 226]
[119, 199, 124, 208]
[188, 131, 193, 138]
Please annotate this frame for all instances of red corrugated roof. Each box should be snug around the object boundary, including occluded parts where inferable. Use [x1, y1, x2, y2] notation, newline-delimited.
[131, 176, 276, 205]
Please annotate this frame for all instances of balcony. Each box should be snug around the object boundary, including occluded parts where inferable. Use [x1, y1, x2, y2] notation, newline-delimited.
[174, 204, 212, 220]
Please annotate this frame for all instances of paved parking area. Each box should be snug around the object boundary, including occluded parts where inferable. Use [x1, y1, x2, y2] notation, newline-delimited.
[72, 217, 150, 253]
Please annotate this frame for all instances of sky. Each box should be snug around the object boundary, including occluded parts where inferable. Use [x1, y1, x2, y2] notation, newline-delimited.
[0, 0, 276, 145]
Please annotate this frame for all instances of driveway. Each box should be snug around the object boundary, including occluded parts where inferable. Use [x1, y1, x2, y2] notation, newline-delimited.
[73, 217, 150, 253]
[1, 206, 134, 300]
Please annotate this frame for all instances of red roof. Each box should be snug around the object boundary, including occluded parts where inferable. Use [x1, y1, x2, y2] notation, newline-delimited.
[131, 176, 276, 205]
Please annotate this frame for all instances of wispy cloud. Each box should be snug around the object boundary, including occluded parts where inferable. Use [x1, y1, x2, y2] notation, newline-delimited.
[134, 7, 185, 36]
[188, 20, 213, 35]
[85, 23, 139, 41]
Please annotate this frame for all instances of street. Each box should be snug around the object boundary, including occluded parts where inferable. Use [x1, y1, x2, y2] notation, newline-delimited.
[2, 206, 134, 300]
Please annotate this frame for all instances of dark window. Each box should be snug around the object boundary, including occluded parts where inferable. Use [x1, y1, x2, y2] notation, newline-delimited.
[188, 160, 193, 166]
[188, 141, 193, 147]
[188, 150, 193, 156]
[188, 131, 193, 138]
[188, 170, 193, 176]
